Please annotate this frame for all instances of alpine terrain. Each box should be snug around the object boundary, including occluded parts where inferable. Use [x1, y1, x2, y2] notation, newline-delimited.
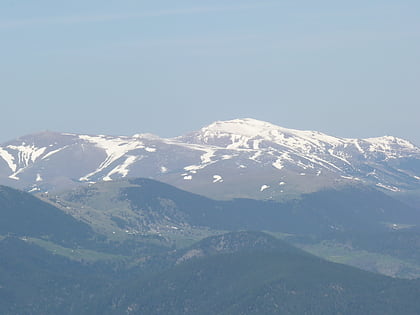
[0, 118, 419, 200]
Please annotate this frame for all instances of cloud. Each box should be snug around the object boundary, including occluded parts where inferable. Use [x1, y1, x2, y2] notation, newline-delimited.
[0, 3, 278, 29]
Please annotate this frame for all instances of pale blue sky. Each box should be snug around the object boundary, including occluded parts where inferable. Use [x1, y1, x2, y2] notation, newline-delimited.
[1, 0, 419, 144]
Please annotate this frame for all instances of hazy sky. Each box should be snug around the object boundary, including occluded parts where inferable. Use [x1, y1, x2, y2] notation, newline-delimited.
[1, 0, 419, 144]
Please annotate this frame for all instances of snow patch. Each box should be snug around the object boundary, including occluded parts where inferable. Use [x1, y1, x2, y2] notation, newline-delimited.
[213, 175, 223, 183]
[132, 133, 160, 140]
[184, 148, 217, 172]
[42, 146, 67, 160]
[201, 149, 215, 164]
[353, 140, 365, 154]
[363, 136, 419, 159]
[7, 144, 46, 166]
[249, 150, 262, 162]
[226, 134, 250, 149]
[272, 158, 284, 170]
[79, 135, 145, 181]
[376, 183, 401, 192]
[328, 149, 351, 165]
[103, 155, 140, 181]
[341, 175, 361, 181]
[4, 144, 47, 180]
[260, 185, 270, 192]
[0, 147, 16, 172]
[252, 139, 262, 150]
[36, 174, 43, 182]
[28, 186, 40, 193]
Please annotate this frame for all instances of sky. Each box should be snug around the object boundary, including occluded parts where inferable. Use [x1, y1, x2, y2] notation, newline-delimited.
[1, 0, 419, 145]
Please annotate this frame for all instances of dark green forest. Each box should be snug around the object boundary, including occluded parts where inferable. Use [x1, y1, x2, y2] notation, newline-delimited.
[1, 181, 420, 314]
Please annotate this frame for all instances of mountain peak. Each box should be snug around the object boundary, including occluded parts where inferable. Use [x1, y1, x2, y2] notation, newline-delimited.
[198, 118, 322, 139]
[203, 118, 282, 136]
[363, 135, 417, 151]
[178, 118, 346, 149]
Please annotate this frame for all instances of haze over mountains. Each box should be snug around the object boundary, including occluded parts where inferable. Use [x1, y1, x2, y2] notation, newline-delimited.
[0, 118, 419, 200]
[2, 178, 420, 313]
[1, 119, 420, 313]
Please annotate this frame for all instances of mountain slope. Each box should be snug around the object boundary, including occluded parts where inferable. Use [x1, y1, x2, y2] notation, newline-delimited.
[0, 118, 419, 200]
[56, 178, 420, 236]
[0, 185, 94, 244]
[3, 231, 420, 314]
[95, 232, 420, 315]
[50, 178, 420, 278]
[0, 237, 112, 315]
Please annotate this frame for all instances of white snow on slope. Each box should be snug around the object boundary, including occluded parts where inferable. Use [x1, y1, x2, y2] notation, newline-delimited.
[186, 119, 420, 163]
[272, 159, 284, 170]
[103, 155, 140, 181]
[352, 139, 365, 154]
[260, 185, 270, 192]
[79, 135, 145, 181]
[0, 147, 16, 172]
[249, 150, 262, 162]
[213, 175, 223, 183]
[179, 119, 354, 173]
[42, 146, 68, 160]
[363, 136, 419, 158]
[3, 144, 47, 180]
[1, 119, 419, 193]
[327, 149, 351, 165]
[184, 147, 217, 172]
[7, 144, 46, 167]
[341, 175, 361, 181]
[376, 183, 401, 192]
[195, 118, 346, 150]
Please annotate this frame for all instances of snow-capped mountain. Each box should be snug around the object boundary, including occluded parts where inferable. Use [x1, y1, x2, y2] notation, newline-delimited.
[0, 118, 419, 199]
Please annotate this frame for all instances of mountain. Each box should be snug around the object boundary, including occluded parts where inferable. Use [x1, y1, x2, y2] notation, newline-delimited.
[0, 118, 419, 200]
[0, 185, 94, 245]
[53, 178, 420, 237]
[94, 231, 420, 315]
[48, 178, 420, 278]
[0, 237, 111, 315]
[3, 231, 420, 314]
[0, 184, 172, 257]
[1, 180, 420, 313]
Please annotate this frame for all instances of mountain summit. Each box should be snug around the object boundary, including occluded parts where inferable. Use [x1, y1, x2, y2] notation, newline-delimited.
[180, 118, 417, 155]
[0, 119, 419, 199]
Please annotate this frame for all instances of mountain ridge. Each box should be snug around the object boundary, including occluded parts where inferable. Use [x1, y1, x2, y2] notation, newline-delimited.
[0, 118, 419, 199]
